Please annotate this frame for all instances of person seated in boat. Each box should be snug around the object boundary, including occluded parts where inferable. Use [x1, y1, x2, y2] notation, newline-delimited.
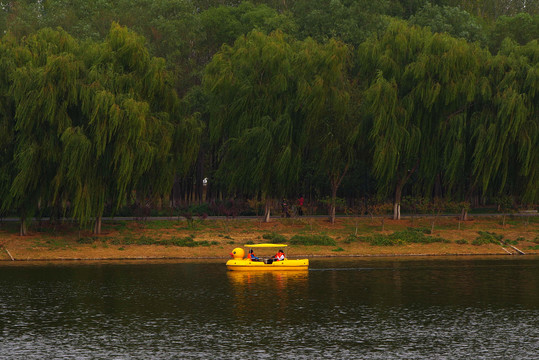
[247, 249, 260, 261]
[273, 249, 285, 261]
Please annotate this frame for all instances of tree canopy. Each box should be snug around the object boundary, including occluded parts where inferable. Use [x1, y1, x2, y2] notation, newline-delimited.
[0, 0, 538, 233]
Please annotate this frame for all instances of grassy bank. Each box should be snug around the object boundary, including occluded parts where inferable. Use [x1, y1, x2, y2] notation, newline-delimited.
[0, 215, 538, 261]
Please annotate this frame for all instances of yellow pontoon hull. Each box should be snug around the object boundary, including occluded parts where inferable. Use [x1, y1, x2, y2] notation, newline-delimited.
[226, 259, 309, 271]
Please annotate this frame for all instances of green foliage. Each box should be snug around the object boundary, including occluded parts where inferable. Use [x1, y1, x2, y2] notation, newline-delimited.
[356, 229, 450, 246]
[290, 0, 391, 47]
[410, 3, 486, 44]
[204, 30, 301, 200]
[494, 196, 514, 213]
[359, 20, 488, 216]
[109, 235, 217, 247]
[262, 232, 288, 243]
[1, 24, 200, 234]
[489, 13, 539, 53]
[472, 231, 503, 245]
[200, 1, 294, 54]
[455, 239, 468, 244]
[289, 234, 336, 246]
[472, 40, 539, 203]
[76, 236, 97, 244]
[296, 38, 353, 222]
[1, 1, 539, 226]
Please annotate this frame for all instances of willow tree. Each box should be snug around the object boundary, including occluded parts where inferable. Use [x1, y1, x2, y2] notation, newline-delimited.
[358, 21, 485, 219]
[471, 39, 539, 204]
[0, 35, 17, 226]
[61, 23, 186, 233]
[7, 28, 81, 235]
[204, 30, 302, 222]
[296, 38, 353, 224]
[8, 24, 192, 234]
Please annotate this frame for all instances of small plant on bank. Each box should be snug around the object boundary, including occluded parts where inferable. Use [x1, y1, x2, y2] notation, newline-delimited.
[408, 226, 430, 234]
[367, 201, 393, 231]
[355, 229, 450, 246]
[136, 236, 156, 245]
[344, 234, 360, 244]
[332, 247, 345, 252]
[107, 235, 218, 247]
[289, 234, 336, 246]
[262, 232, 288, 243]
[505, 239, 519, 245]
[76, 236, 98, 244]
[472, 231, 503, 246]
[162, 236, 198, 247]
[494, 195, 514, 228]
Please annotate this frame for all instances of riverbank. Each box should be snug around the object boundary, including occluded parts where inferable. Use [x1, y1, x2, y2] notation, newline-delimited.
[1, 215, 538, 261]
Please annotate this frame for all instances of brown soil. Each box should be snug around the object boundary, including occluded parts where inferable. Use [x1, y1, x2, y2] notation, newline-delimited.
[0, 216, 537, 261]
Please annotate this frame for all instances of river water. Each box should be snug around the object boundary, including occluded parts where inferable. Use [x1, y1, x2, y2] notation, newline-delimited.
[0, 256, 538, 359]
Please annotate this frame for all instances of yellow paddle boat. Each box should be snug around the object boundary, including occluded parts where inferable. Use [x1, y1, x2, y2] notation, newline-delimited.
[226, 244, 309, 271]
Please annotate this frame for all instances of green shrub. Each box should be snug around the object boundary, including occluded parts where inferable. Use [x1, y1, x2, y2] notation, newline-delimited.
[262, 232, 288, 243]
[357, 229, 449, 246]
[110, 238, 123, 245]
[332, 247, 345, 252]
[359, 234, 400, 246]
[158, 236, 219, 247]
[76, 236, 97, 244]
[136, 236, 157, 245]
[344, 234, 360, 244]
[289, 234, 336, 246]
[187, 203, 211, 216]
[408, 227, 430, 234]
[162, 236, 198, 247]
[455, 239, 468, 244]
[473, 231, 503, 245]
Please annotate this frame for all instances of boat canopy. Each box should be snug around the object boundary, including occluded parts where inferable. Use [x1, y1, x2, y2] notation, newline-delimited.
[244, 244, 287, 248]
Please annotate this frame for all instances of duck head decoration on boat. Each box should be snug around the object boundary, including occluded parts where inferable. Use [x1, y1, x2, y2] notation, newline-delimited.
[230, 248, 245, 259]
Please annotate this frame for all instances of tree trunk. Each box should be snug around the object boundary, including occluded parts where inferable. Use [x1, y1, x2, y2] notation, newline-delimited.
[94, 215, 102, 235]
[20, 216, 28, 236]
[329, 185, 337, 224]
[460, 208, 468, 221]
[327, 165, 349, 224]
[393, 162, 418, 220]
[264, 201, 271, 223]
[393, 183, 402, 220]
[393, 202, 401, 220]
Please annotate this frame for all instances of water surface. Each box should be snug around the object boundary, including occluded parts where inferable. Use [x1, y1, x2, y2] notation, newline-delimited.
[0, 256, 538, 359]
